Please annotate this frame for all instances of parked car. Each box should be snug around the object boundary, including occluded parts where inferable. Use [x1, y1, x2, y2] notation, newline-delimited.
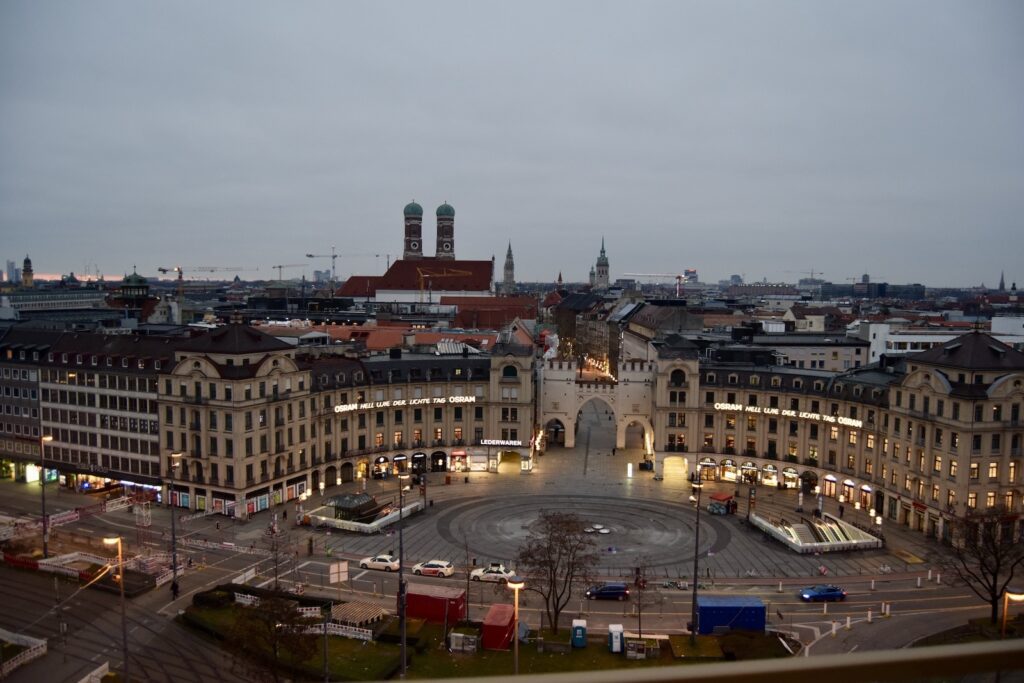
[585, 582, 630, 601]
[359, 554, 400, 571]
[470, 563, 516, 583]
[412, 560, 454, 577]
[798, 584, 847, 602]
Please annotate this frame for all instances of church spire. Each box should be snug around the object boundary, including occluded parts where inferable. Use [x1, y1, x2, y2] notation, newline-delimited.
[502, 241, 515, 295]
[999, 270, 1006, 292]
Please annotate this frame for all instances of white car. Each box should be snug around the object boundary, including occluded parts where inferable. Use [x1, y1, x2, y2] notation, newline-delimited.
[470, 563, 515, 583]
[412, 560, 454, 577]
[359, 554, 400, 572]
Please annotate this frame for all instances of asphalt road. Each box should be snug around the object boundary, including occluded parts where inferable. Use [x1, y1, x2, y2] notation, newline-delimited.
[0, 400, 999, 679]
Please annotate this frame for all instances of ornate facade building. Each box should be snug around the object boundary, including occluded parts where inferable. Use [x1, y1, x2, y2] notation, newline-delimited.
[649, 332, 1024, 541]
[0, 323, 534, 517]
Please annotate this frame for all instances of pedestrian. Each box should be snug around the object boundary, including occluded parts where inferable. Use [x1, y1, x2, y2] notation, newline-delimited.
[612, 447, 616, 456]
[283, 509, 287, 520]
[171, 580, 180, 600]
[216, 521, 220, 531]
[187, 556, 193, 568]
[838, 505, 845, 519]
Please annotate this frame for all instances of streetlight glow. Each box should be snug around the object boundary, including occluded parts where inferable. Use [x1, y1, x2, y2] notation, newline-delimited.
[104, 535, 130, 681]
[398, 472, 410, 679]
[40, 434, 53, 558]
[1002, 587, 1024, 638]
[690, 466, 703, 645]
[507, 575, 525, 675]
[168, 452, 183, 592]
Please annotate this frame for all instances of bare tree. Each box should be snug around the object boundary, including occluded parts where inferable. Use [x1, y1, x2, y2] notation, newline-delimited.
[228, 595, 319, 683]
[515, 511, 599, 634]
[944, 507, 1024, 624]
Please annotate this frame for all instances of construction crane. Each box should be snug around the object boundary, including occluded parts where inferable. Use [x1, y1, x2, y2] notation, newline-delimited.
[271, 264, 306, 281]
[305, 246, 338, 285]
[784, 268, 825, 281]
[416, 266, 473, 303]
[622, 272, 685, 297]
[305, 248, 388, 285]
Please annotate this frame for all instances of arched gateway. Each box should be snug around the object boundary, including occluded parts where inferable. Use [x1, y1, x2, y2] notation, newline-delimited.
[539, 358, 654, 451]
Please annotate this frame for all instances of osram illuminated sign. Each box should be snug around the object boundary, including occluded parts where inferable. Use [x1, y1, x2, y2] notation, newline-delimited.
[713, 402, 863, 429]
[334, 395, 477, 414]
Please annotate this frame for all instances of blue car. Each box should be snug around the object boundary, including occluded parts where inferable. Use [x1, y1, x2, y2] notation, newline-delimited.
[798, 584, 847, 602]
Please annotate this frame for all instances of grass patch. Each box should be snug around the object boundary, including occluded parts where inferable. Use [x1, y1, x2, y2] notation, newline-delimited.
[1, 641, 27, 661]
[182, 605, 402, 681]
[181, 591, 797, 681]
[668, 635, 722, 660]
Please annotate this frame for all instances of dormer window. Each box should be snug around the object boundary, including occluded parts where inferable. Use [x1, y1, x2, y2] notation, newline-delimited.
[106, 358, 113, 367]
[728, 374, 738, 385]
[193, 361, 201, 369]
[122, 358, 129, 368]
[138, 359, 145, 369]
[793, 379, 803, 389]
[91, 356, 98, 366]
[814, 381, 824, 391]
[771, 376, 781, 387]
[750, 376, 760, 386]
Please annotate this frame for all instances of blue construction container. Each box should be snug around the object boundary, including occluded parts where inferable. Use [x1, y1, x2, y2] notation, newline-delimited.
[695, 596, 766, 635]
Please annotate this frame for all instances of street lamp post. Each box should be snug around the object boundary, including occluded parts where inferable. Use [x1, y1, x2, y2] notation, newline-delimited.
[1001, 587, 1024, 638]
[39, 435, 53, 558]
[103, 536, 129, 682]
[168, 452, 183, 586]
[690, 466, 703, 645]
[398, 473, 410, 678]
[507, 576, 525, 675]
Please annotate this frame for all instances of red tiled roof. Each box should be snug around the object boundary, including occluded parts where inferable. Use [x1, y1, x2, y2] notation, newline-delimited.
[376, 258, 493, 293]
[337, 275, 380, 298]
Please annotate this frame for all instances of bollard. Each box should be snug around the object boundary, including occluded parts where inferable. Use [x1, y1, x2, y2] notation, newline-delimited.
[936, 573, 941, 585]
[846, 616, 851, 630]
[778, 581, 783, 593]
[867, 608, 873, 624]
[927, 569, 933, 581]
[823, 602, 828, 615]
[870, 579, 876, 592]
[916, 576, 922, 589]
[831, 621, 838, 638]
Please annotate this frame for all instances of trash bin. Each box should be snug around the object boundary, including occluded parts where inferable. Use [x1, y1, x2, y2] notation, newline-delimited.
[571, 619, 587, 648]
[608, 624, 623, 653]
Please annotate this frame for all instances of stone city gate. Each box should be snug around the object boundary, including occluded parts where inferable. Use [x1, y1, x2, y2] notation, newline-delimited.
[539, 358, 655, 451]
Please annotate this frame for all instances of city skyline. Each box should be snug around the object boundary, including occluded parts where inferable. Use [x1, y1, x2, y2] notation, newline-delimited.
[2, 1, 1022, 287]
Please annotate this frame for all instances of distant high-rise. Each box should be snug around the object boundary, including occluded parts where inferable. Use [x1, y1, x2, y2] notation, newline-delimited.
[5, 260, 15, 284]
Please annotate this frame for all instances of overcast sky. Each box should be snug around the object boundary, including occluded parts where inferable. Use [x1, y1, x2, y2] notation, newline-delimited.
[1, 1, 1022, 288]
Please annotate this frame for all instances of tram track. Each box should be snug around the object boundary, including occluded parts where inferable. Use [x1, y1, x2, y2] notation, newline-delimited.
[0, 566, 242, 682]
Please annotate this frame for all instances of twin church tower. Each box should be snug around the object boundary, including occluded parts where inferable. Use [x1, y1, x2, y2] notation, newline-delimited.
[402, 201, 456, 261]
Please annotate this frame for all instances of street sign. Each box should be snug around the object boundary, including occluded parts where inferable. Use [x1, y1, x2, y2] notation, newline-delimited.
[329, 561, 349, 584]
